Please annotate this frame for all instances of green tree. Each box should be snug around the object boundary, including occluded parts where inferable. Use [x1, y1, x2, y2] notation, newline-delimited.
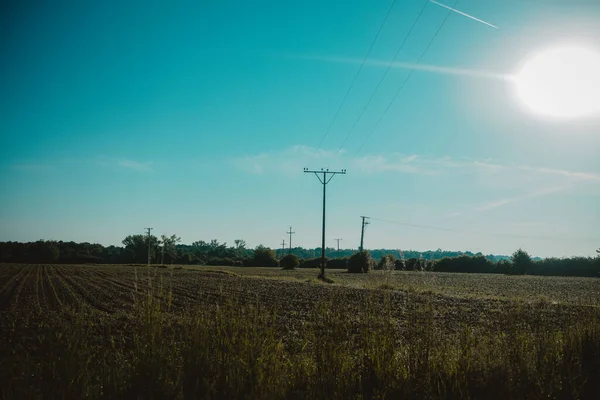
[245, 246, 278, 268]
[511, 248, 533, 274]
[280, 254, 300, 270]
[32, 240, 60, 263]
[348, 251, 372, 273]
[122, 234, 159, 264]
[160, 234, 181, 264]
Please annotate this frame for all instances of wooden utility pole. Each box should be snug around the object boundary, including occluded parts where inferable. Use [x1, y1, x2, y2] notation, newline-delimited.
[287, 226, 295, 255]
[161, 234, 166, 265]
[144, 228, 153, 266]
[304, 168, 346, 278]
[334, 238, 342, 258]
[280, 239, 286, 259]
[359, 216, 370, 252]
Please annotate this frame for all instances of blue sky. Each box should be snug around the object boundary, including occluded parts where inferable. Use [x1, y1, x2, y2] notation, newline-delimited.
[1, 0, 599, 257]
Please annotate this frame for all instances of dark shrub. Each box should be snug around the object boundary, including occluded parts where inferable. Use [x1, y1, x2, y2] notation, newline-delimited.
[377, 254, 397, 271]
[434, 255, 494, 273]
[404, 258, 420, 271]
[495, 259, 512, 274]
[298, 258, 327, 269]
[394, 258, 405, 270]
[280, 254, 300, 270]
[347, 251, 372, 273]
[243, 247, 279, 268]
[326, 258, 348, 270]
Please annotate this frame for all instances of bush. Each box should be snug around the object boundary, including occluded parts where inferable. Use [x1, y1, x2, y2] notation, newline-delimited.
[496, 259, 512, 274]
[404, 258, 419, 271]
[326, 258, 348, 270]
[347, 251, 372, 273]
[280, 254, 300, 270]
[298, 257, 327, 269]
[530, 257, 600, 277]
[394, 258, 405, 270]
[243, 247, 279, 268]
[377, 254, 397, 271]
[434, 255, 495, 273]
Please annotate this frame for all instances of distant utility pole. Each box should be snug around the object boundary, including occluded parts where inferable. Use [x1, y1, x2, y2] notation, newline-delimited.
[161, 234, 166, 265]
[144, 227, 153, 266]
[287, 226, 295, 255]
[359, 216, 370, 252]
[280, 239, 286, 259]
[335, 238, 342, 258]
[304, 168, 346, 278]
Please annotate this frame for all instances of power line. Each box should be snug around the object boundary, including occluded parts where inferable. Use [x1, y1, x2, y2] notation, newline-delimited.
[355, 0, 461, 156]
[304, 168, 347, 278]
[329, 0, 431, 165]
[369, 216, 600, 242]
[316, 0, 399, 151]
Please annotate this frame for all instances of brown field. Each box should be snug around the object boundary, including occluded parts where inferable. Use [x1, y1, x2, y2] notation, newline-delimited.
[2, 264, 600, 328]
[1, 264, 600, 399]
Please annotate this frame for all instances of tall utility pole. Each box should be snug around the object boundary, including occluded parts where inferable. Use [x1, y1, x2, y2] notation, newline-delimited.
[334, 238, 343, 258]
[359, 216, 370, 252]
[144, 228, 153, 266]
[287, 226, 295, 255]
[304, 168, 346, 278]
[280, 239, 286, 259]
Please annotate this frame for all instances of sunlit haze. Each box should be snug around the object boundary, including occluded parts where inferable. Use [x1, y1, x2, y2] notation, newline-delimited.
[515, 46, 600, 119]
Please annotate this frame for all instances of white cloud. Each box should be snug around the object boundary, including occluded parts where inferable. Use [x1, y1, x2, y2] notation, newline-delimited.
[234, 145, 433, 176]
[284, 54, 512, 81]
[234, 145, 599, 215]
[477, 186, 568, 211]
[447, 185, 573, 218]
[117, 160, 154, 172]
[234, 145, 600, 183]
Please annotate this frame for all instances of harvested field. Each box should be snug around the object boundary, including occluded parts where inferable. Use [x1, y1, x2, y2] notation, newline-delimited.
[1, 264, 600, 399]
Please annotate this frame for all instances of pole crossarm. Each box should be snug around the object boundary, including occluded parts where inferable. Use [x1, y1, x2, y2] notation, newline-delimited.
[304, 168, 346, 180]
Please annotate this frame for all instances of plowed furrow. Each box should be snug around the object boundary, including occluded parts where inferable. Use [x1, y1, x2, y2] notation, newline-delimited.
[8, 266, 35, 312]
[42, 265, 62, 310]
[58, 271, 113, 313]
[52, 265, 86, 306]
[0, 268, 29, 311]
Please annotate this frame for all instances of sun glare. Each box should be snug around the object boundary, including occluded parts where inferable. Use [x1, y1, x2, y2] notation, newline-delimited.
[514, 46, 600, 119]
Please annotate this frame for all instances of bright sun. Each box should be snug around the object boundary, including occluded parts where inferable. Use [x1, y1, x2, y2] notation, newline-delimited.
[515, 46, 600, 119]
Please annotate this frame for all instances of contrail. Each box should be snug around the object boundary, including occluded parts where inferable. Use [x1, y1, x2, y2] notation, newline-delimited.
[287, 54, 514, 81]
[429, 0, 498, 29]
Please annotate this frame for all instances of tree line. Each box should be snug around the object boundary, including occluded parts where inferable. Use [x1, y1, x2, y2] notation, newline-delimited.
[0, 236, 509, 266]
[0, 238, 598, 278]
[373, 248, 600, 277]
